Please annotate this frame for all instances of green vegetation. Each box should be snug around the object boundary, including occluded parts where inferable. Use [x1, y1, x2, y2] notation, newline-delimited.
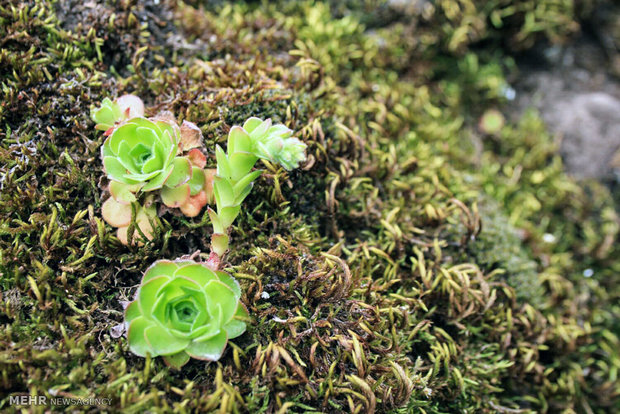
[95, 94, 215, 244]
[0, 0, 618, 413]
[209, 117, 306, 262]
[125, 259, 248, 369]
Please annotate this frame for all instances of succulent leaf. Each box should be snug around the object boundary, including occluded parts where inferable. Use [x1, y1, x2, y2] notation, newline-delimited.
[144, 325, 190, 355]
[125, 301, 141, 324]
[188, 167, 206, 196]
[242, 117, 263, 133]
[215, 271, 242, 297]
[248, 118, 271, 138]
[116, 204, 157, 246]
[215, 145, 231, 179]
[143, 260, 179, 284]
[228, 126, 252, 153]
[116, 95, 145, 119]
[232, 170, 262, 198]
[109, 181, 141, 204]
[179, 191, 209, 217]
[224, 318, 247, 340]
[165, 157, 192, 188]
[218, 205, 241, 229]
[91, 98, 123, 131]
[127, 317, 153, 357]
[163, 352, 191, 369]
[101, 197, 133, 228]
[187, 148, 207, 168]
[179, 120, 203, 151]
[208, 208, 224, 234]
[234, 182, 254, 205]
[211, 233, 229, 257]
[185, 331, 228, 361]
[228, 152, 257, 181]
[213, 177, 235, 207]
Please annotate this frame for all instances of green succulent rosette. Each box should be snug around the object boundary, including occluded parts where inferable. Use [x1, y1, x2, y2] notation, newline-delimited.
[101, 117, 186, 195]
[125, 260, 248, 368]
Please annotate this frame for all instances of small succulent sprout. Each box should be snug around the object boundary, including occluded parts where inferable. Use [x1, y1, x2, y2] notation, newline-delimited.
[125, 260, 248, 369]
[91, 95, 145, 133]
[242, 117, 307, 170]
[91, 98, 123, 132]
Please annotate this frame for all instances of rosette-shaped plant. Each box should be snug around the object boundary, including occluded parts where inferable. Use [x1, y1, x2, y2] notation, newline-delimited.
[99, 116, 193, 244]
[125, 260, 248, 369]
[94, 95, 215, 245]
[102, 117, 183, 195]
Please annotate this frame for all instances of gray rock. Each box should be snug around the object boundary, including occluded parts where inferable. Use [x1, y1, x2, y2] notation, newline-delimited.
[513, 37, 620, 180]
[548, 93, 620, 179]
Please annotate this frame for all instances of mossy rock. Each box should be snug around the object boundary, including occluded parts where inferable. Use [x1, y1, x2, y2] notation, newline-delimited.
[0, 0, 618, 413]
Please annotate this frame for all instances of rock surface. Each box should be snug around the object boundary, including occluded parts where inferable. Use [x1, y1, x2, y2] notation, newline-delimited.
[514, 37, 620, 180]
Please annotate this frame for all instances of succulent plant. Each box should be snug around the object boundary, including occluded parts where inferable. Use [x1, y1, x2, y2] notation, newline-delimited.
[125, 260, 248, 369]
[91, 94, 145, 133]
[243, 117, 307, 171]
[91, 98, 123, 132]
[93, 95, 306, 251]
[207, 117, 307, 265]
[93, 95, 215, 245]
[102, 117, 183, 194]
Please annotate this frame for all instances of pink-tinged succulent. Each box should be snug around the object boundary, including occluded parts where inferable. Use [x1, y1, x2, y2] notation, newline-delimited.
[101, 197, 157, 245]
[93, 95, 218, 243]
[100, 116, 211, 213]
[125, 260, 248, 369]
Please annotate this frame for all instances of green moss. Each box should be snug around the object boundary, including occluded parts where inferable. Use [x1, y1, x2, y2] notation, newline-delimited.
[465, 198, 542, 305]
[0, 0, 618, 413]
